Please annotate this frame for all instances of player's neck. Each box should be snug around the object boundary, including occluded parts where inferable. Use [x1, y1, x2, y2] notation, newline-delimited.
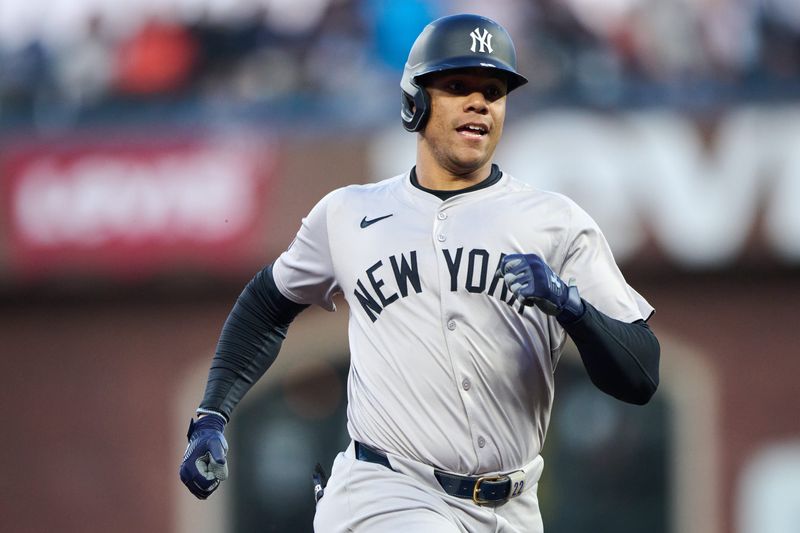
[414, 158, 494, 191]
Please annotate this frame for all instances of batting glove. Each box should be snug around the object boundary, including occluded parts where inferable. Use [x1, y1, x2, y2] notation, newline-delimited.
[496, 253, 585, 323]
[179, 412, 229, 499]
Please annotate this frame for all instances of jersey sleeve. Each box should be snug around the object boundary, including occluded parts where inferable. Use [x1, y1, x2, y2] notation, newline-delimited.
[559, 202, 654, 323]
[272, 190, 341, 311]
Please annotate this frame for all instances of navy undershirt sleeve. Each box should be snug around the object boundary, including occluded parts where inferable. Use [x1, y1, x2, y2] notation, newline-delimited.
[560, 301, 660, 405]
[199, 264, 309, 420]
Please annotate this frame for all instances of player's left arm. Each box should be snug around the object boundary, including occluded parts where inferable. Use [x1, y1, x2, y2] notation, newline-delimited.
[497, 254, 660, 405]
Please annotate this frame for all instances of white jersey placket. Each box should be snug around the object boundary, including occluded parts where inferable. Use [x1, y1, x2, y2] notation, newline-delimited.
[432, 193, 495, 471]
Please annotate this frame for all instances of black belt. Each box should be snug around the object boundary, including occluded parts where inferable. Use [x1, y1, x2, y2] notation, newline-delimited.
[354, 441, 515, 504]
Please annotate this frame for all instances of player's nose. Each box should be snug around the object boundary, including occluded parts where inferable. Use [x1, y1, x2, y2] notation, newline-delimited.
[463, 91, 489, 114]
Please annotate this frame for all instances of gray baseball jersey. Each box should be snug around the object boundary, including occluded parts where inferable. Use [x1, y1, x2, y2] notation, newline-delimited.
[273, 170, 653, 476]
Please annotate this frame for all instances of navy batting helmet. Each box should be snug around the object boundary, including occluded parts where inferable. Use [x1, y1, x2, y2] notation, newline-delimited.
[401, 14, 528, 132]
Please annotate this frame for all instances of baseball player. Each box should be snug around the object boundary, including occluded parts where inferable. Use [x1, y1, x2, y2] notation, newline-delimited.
[180, 14, 660, 533]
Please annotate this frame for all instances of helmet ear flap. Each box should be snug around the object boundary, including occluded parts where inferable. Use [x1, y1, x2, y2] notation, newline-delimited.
[401, 80, 431, 133]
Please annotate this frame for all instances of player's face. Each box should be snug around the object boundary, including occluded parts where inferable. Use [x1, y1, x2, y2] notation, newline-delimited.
[420, 70, 508, 176]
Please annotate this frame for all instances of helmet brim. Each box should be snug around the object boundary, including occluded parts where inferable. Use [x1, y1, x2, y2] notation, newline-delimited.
[411, 57, 528, 93]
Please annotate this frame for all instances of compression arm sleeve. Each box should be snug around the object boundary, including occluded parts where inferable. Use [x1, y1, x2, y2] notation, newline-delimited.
[560, 301, 660, 405]
[198, 264, 309, 420]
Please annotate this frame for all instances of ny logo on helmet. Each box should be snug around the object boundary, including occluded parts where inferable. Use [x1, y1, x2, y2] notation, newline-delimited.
[469, 27, 493, 53]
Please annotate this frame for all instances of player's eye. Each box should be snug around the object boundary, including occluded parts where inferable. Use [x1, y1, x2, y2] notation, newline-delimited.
[484, 85, 505, 101]
[446, 80, 466, 93]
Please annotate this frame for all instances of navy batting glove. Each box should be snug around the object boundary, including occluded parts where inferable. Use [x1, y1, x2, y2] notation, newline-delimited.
[496, 253, 585, 323]
[179, 412, 229, 499]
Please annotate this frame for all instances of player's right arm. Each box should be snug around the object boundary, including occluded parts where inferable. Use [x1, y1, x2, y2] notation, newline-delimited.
[179, 265, 308, 499]
[179, 190, 341, 499]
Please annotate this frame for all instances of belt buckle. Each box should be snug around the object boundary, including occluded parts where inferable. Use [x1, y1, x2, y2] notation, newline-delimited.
[472, 475, 504, 504]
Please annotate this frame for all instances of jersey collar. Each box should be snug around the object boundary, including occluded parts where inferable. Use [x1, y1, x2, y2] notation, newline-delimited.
[409, 164, 503, 201]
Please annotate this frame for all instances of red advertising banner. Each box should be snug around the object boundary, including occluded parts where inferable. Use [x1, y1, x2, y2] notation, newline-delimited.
[1, 131, 277, 281]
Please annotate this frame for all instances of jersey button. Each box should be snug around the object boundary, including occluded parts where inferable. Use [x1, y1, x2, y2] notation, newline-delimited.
[447, 320, 456, 331]
[461, 378, 471, 391]
[477, 436, 486, 448]
[437, 234, 446, 242]
[437, 212, 447, 220]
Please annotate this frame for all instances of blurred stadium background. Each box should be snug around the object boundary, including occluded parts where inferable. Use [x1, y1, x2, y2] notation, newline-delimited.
[1, 0, 799, 532]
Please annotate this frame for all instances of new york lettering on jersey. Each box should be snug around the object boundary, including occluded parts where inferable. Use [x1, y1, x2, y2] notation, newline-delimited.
[353, 248, 529, 323]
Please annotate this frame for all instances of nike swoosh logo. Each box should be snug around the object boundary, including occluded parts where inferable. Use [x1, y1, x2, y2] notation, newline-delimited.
[360, 214, 393, 229]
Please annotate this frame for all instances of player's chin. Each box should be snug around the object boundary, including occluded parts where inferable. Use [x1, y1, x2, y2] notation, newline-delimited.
[449, 152, 491, 174]
[452, 145, 493, 169]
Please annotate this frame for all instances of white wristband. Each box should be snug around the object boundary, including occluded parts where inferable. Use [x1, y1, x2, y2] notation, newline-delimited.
[196, 408, 228, 422]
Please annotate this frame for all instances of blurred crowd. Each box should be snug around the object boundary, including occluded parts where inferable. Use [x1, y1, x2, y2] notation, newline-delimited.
[1, 0, 800, 126]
